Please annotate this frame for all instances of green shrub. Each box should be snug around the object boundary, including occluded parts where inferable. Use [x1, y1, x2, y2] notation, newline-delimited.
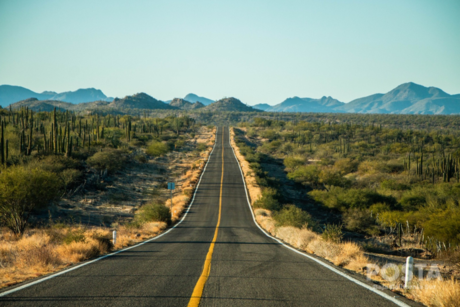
[136, 203, 171, 225]
[322, 224, 343, 243]
[422, 209, 460, 245]
[0, 166, 63, 235]
[381, 179, 410, 191]
[134, 154, 147, 163]
[287, 165, 320, 186]
[400, 195, 426, 211]
[343, 208, 379, 236]
[309, 187, 396, 211]
[284, 155, 305, 170]
[319, 168, 352, 188]
[146, 141, 169, 157]
[175, 140, 185, 149]
[253, 188, 281, 211]
[60, 169, 83, 189]
[334, 158, 358, 175]
[63, 228, 86, 244]
[273, 205, 313, 228]
[87, 149, 126, 173]
[196, 143, 207, 152]
[33, 155, 79, 173]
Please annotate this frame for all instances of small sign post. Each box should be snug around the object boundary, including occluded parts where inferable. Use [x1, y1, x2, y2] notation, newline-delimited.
[167, 182, 175, 214]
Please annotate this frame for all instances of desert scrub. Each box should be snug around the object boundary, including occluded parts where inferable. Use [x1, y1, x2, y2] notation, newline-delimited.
[0, 166, 63, 235]
[146, 141, 169, 157]
[86, 149, 127, 173]
[273, 205, 314, 228]
[309, 186, 396, 211]
[30, 155, 80, 173]
[253, 188, 281, 211]
[321, 224, 343, 243]
[135, 203, 171, 225]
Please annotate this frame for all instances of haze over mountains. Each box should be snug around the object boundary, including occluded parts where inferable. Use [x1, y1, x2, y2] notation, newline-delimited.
[2, 82, 460, 115]
[0, 85, 113, 107]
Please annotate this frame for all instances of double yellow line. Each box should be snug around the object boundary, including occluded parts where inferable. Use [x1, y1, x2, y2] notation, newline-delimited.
[188, 128, 224, 307]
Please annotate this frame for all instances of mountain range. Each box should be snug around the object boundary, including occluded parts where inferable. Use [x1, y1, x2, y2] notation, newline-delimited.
[266, 83, 460, 114]
[0, 85, 113, 107]
[2, 82, 460, 115]
[8, 93, 260, 113]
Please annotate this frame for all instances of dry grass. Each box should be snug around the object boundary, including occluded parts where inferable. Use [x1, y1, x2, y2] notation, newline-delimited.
[229, 127, 460, 307]
[0, 127, 217, 290]
[410, 278, 460, 307]
[0, 224, 168, 288]
[230, 128, 262, 204]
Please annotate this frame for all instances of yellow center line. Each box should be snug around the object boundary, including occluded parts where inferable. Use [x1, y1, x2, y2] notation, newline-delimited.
[187, 127, 224, 307]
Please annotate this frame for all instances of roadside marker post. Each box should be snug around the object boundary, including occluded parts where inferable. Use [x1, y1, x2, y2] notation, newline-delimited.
[404, 256, 414, 289]
[113, 230, 117, 246]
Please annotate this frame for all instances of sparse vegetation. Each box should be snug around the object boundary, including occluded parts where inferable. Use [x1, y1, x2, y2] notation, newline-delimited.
[0, 107, 215, 289]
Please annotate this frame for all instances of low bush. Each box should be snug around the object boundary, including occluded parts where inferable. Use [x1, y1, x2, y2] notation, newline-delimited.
[196, 143, 207, 152]
[136, 203, 171, 225]
[63, 228, 86, 245]
[253, 188, 281, 211]
[273, 205, 314, 228]
[146, 141, 169, 157]
[322, 224, 343, 243]
[287, 165, 320, 186]
[309, 186, 396, 211]
[284, 155, 305, 171]
[29, 155, 80, 174]
[380, 179, 410, 191]
[134, 154, 147, 163]
[343, 208, 379, 236]
[86, 149, 126, 173]
[60, 169, 83, 189]
[0, 166, 63, 235]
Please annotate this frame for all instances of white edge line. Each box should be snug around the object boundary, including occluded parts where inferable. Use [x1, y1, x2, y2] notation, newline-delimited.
[227, 127, 410, 307]
[0, 127, 219, 298]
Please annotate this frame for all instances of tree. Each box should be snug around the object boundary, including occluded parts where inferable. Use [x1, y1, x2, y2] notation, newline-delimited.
[287, 165, 320, 186]
[0, 166, 62, 235]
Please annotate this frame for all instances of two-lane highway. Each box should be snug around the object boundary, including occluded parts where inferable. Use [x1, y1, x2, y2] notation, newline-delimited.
[0, 127, 415, 306]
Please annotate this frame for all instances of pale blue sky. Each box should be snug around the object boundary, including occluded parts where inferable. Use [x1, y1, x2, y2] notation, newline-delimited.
[0, 0, 459, 105]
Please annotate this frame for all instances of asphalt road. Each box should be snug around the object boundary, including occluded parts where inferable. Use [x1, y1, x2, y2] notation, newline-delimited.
[0, 127, 417, 307]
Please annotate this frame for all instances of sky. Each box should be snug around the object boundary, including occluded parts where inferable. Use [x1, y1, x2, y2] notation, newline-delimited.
[0, 0, 459, 105]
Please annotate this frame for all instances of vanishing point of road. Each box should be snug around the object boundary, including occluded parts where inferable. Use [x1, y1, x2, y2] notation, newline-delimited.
[0, 127, 419, 307]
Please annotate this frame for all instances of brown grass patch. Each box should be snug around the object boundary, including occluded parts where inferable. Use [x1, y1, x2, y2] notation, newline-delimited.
[410, 278, 460, 307]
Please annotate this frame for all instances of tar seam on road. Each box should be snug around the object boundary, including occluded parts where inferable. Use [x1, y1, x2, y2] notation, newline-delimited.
[0, 128, 219, 299]
[188, 128, 224, 307]
[227, 127, 411, 307]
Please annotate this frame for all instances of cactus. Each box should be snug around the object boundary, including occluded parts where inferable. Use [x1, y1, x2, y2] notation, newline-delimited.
[27, 111, 33, 155]
[53, 107, 58, 154]
[1, 120, 4, 165]
[65, 123, 71, 157]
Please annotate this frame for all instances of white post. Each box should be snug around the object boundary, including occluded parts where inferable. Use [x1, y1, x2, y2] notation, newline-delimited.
[405, 256, 414, 289]
[113, 230, 117, 246]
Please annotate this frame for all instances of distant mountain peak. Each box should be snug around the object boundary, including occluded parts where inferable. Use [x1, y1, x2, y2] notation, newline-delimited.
[204, 97, 262, 112]
[184, 93, 214, 106]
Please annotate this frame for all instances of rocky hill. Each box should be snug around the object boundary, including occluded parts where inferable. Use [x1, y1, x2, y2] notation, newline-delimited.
[268, 96, 344, 113]
[169, 98, 204, 110]
[203, 98, 262, 112]
[108, 93, 176, 110]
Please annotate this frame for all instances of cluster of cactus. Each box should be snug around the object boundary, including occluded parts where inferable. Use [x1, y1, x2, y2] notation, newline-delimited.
[0, 107, 195, 170]
[336, 137, 350, 154]
[404, 149, 459, 183]
[0, 119, 7, 166]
